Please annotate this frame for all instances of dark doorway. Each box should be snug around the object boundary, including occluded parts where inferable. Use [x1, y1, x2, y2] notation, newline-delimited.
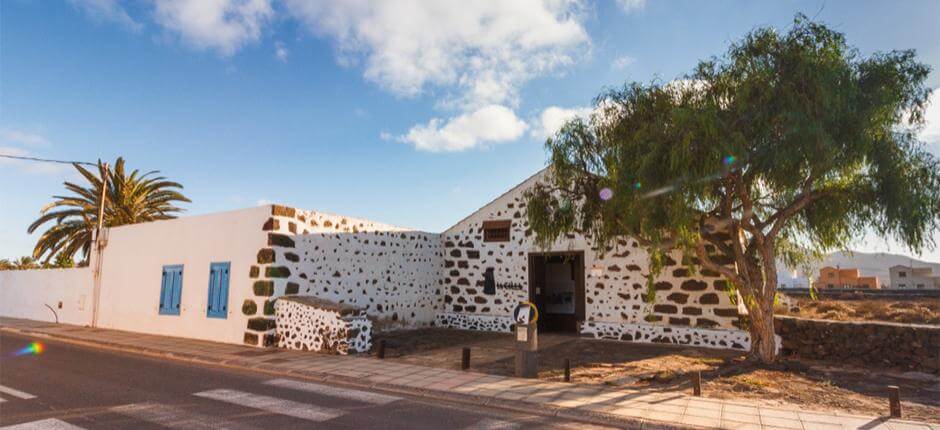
[528, 252, 585, 333]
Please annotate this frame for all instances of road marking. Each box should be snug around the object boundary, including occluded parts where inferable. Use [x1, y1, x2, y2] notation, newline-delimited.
[0, 419, 85, 430]
[193, 389, 344, 422]
[463, 418, 520, 430]
[112, 402, 256, 430]
[264, 379, 401, 405]
[0, 385, 36, 400]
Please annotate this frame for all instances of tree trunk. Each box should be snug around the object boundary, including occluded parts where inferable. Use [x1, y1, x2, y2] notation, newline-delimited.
[746, 299, 777, 363]
[744, 251, 779, 363]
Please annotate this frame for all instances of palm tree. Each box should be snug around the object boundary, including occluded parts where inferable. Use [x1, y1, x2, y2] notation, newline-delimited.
[27, 157, 191, 264]
[0, 256, 40, 270]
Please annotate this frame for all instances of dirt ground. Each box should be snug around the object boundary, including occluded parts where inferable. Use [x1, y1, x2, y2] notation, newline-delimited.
[775, 297, 940, 325]
[372, 328, 940, 423]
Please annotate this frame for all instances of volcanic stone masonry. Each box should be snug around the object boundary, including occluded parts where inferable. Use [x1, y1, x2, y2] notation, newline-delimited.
[245, 169, 750, 351]
[274, 295, 372, 354]
[775, 316, 940, 373]
[436, 170, 751, 350]
[243, 205, 443, 347]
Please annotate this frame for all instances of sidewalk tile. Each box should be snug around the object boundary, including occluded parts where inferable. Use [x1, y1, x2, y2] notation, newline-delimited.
[723, 413, 762, 424]
[886, 422, 933, 430]
[719, 422, 764, 430]
[682, 414, 721, 428]
[646, 410, 682, 423]
[759, 416, 803, 429]
[760, 408, 801, 420]
[801, 422, 843, 430]
[686, 406, 722, 419]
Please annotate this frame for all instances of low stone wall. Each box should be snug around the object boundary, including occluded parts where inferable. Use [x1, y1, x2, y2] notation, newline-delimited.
[275, 296, 372, 354]
[774, 316, 939, 373]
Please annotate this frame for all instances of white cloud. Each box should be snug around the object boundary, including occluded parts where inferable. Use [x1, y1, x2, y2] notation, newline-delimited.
[256, 198, 273, 206]
[285, 0, 589, 109]
[400, 105, 528, 152]
[612, 54, 635, 70]
[617, 0, 646, 13]
[274, 41, 289, 62]
[1, 129, 49, 146]
[532, 105, 592, 139]
[69, 0, 142, 31]
[153, 0, 274, 56]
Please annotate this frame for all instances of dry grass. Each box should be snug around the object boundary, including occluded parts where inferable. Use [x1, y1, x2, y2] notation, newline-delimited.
[776, 298, 940, 325]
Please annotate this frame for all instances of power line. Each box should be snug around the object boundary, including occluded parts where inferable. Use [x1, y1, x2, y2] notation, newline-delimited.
[0, 153, 97, 166]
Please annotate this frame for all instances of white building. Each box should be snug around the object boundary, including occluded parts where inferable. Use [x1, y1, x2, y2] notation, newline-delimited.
[1, 169, 750, 351]
[888, 265, 940, 289]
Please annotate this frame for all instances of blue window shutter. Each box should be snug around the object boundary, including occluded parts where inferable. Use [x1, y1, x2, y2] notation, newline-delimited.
[160, 265, 183, 315]
[159, 269, 170, 314]
[207, 262, 230, 318]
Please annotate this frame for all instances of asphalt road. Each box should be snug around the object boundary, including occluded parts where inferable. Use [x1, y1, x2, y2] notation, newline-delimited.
[0, 332, 613, 429]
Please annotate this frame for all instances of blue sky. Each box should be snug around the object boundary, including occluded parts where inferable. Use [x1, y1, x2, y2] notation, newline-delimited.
[2, 0, 939, 262]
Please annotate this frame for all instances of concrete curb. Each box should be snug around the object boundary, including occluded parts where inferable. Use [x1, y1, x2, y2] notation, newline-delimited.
[3, 325, 686, 429]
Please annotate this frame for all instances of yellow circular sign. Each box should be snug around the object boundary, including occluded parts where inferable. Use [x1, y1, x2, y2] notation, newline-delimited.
[513, 301, 539, 325]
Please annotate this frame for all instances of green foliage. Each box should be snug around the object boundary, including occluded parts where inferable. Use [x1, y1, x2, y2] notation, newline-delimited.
[27, 157, 191, 264]
[525, 14, 939, 361]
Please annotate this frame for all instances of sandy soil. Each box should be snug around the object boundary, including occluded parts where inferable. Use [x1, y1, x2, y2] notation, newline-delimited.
[372, 328, 940, 423]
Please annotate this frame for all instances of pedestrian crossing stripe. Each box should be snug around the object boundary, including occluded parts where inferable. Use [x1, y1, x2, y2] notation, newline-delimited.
[462, 418, 521, 430]
[193, 388, 344, 422]
[0, 419, 85, 430]
[0, 385, 36, 400]
[264, 379, 401, 405]
[111, 402, 256, 430]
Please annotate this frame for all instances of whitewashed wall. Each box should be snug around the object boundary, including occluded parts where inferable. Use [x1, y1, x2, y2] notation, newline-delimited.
[0, 268, 93, 325]
[438, 169, 751, 350]
[245, 206, 443, 345]
[95, 206, 269, 345]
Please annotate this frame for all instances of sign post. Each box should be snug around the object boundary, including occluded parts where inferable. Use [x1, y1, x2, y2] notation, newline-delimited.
[513, 302, 539, 378]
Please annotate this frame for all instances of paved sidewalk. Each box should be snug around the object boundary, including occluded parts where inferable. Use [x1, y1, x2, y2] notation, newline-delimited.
[2, 317, 936, 430]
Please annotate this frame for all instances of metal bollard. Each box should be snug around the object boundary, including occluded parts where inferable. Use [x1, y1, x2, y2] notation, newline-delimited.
[691, 371, 702, 396]
[461, 347, 471, 370]
[376, 339, 386, 359]
[564, 359, 571, 382]
[888, 386, 901, 418]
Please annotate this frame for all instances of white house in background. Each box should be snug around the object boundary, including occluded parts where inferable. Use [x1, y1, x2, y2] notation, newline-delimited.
[889, 265, 940, 289]
[1, 169, 750, 351]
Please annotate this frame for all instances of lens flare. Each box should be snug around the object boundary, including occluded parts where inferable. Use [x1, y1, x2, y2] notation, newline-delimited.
[633, 182, 642, 190]
[14, 341, 45, 356]
[723, 155, 736, 166]
[599, 188, 613, 201]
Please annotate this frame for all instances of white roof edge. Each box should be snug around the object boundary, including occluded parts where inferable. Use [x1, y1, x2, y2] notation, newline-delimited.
[442, 166, 550, 235]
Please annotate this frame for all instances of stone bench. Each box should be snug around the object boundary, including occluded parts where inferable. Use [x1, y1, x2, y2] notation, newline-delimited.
[274, 296, 372, 354]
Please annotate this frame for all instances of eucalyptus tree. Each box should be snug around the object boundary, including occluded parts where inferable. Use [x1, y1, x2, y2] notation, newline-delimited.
[28, 158, 191, 264]
[525, 15, 940, 363]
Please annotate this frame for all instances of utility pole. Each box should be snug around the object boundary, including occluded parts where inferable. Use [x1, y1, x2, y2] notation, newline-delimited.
[90, 162, 109, 328]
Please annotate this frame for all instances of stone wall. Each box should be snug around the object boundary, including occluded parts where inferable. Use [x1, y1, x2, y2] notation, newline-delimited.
[775, 316, 940, 373]
[275, 296, 372, 354]
[244, 205, 443, 346]
[439, 169, 750, 349]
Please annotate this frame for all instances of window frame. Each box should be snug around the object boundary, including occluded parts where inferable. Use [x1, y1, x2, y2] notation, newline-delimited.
[482, 220, 511, 243]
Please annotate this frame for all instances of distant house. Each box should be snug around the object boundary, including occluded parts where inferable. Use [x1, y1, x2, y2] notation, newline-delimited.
[811, 267, 880, 289]
[888, 265, 940, 289]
